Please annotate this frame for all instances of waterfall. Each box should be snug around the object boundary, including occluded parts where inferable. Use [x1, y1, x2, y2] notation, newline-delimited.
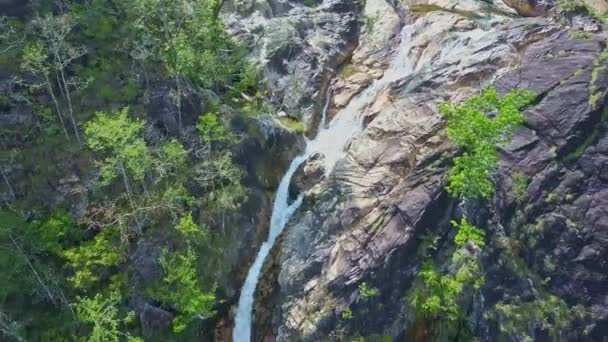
[320, 85, 333, 129]
[233, 25, 413, 341]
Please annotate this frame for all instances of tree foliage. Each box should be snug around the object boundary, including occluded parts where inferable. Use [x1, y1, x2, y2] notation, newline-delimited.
[452, 218, 485, 248]
[152, 248, 216, 333]
[493, 295, 586, 342]
[3, 0, 256, 339]
[62, 229, 123, 290]
[440, 88, 535, 200]
[85, 108, 152, 188]
[407, 218, 486, 340]
[75, 291, 142, 342]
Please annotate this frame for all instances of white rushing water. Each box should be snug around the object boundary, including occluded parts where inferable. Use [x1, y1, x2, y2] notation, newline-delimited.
[233, 25, 413, 341]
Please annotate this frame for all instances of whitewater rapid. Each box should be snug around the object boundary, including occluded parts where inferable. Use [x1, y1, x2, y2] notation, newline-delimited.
[233, 25, 413, 341]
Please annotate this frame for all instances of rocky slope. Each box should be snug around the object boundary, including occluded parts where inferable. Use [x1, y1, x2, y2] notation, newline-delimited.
[232, 0, 608, 339]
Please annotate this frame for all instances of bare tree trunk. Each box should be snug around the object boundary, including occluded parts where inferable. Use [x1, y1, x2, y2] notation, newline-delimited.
[9, 234, 56, 305]
[57, 61, 81, 145]
[175, 75, 183, 136]
[44, 75, 71, 141]
[119, 161, 133, 202]
[0, 166, 15, 201]
[55, 72, 65, 97]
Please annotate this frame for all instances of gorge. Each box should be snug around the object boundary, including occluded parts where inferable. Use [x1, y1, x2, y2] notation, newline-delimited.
[1, 0, 608, 341]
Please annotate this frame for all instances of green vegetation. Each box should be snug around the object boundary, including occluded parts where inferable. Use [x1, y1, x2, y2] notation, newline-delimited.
[440, 88, 535, 200]
[589, 47, 608, 109]
[452, 219, 485, 248]
[62, 229, 123, 290]
[0, 0, 256, 339]
[570, 30, 593, 40]
[493, 295, 586, 341]
[557, 0, 588, 12]
[359, 282, 380, 301]
[557, 0, 608, 20]
[340, 64, 360, 78]
[277, 116, 307, 134]
[405, 89, 567, 341]
[75, 291, 141, 342]
[512, 171, 529, 204]
[365, 13, 379, 33]
[152, 248, 216, 333]
[342, 307, 353, 320]
[303, 0, 318, 7]
[407, 219, 485, 340]
[85, 108, 152, 190]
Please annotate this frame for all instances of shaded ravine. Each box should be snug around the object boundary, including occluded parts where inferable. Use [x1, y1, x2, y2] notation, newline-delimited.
[233, 24, 414, 341]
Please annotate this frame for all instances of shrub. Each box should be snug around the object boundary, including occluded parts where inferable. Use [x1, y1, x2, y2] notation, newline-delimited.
[440, 88, 535, 200]
[151, 248, 216, 333]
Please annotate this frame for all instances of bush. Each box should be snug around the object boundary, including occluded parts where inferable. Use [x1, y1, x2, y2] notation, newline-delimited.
[440, 88, 535, 200]
[151, 248, 216, 333]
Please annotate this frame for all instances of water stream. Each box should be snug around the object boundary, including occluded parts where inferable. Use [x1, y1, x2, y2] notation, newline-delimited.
[233, 25, 413, 341]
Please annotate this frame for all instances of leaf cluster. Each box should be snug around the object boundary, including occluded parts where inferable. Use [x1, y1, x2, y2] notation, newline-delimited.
[152, 248, 216, 333]
[440, 88, 535, 200]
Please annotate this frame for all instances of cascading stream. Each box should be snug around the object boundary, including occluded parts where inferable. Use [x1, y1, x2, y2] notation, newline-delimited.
[233, 25, 413, 341]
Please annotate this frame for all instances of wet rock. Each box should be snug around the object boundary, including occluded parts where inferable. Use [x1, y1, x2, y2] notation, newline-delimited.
[289, 152, 326, 199]
[232, 116, 306, 190]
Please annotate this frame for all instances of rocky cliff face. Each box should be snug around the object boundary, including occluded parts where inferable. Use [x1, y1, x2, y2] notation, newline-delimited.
[237, 0, 608, 339]
[223, 0, 361, 128]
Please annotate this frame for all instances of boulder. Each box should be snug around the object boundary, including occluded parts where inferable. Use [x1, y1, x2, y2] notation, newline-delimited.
[289, 152, 326, 199]
[139, 302, 174, 338]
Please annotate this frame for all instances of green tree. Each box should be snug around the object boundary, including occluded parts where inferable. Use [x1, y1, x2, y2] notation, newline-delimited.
[440, 88, 535, 200]
[175, 212, 208, 239]
[196, 112, 235, 146]
[152, 248, 216, 333]
[21, 43, 72, 141]
[21, 13, 88, 144]
[407, 219, 487, 340]
[452, 218, 485, 248]
[84, 108, 152, 198]
[75, 291, 142, 342]
[62, 229, 123, 290]
[155, 139, 188, 182]
[127, 0, 247, 131]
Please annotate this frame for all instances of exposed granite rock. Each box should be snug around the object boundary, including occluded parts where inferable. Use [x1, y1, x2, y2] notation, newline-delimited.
[251, 0, 608, 340]
[222, 0, 362, 128]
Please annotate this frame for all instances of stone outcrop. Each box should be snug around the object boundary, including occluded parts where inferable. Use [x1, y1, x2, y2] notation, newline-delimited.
[249, 0, 608, 340]
[222, 0, 361, 127]
[289, 152, 326, 199]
